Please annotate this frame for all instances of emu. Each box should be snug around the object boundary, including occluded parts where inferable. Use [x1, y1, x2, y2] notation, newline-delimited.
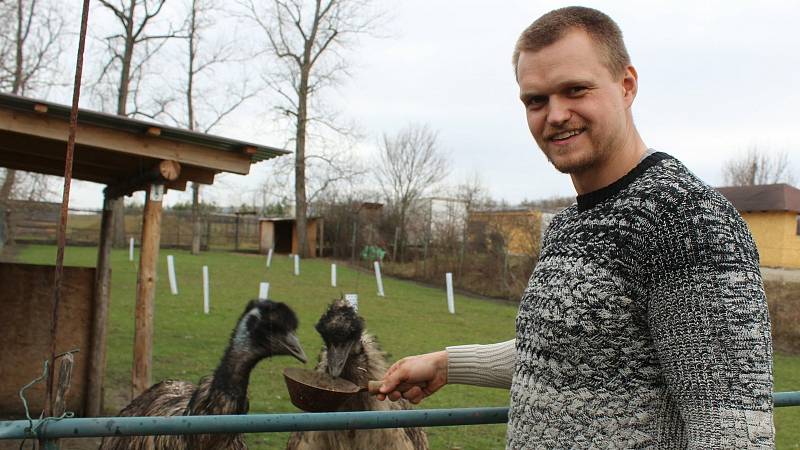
[99, 299, 307, 450]
[286, 299, 429, 450]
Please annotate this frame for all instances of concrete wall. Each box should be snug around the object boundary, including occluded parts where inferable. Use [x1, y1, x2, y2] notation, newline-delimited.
[740, 211, 800, 268]
[0, 262, 96, 418]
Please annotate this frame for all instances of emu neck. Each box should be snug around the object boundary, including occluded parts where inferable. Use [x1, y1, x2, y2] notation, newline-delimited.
[215, 345, 261, 393]
[194, 345, 261, 416]
[340, 334, 386, 386]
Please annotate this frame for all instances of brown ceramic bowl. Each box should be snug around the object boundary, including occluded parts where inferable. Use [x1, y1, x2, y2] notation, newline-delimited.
[283, 367, 362, 412]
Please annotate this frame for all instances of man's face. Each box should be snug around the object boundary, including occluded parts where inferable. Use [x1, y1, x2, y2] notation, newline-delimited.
[517, 29, 634, 175]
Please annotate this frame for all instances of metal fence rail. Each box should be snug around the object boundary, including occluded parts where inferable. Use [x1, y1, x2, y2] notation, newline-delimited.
[1, 391, 798, 443]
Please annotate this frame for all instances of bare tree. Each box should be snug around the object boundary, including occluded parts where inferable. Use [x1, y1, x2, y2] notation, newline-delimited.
[455, 171, 490, 212]
[174, 0, 257, 255]
[241, 0, 381, 257]
[0, 0, 66, 246]
[94, 0, 183, 246]
[722, 147, 796, 186]
[375, 123, 450, 260]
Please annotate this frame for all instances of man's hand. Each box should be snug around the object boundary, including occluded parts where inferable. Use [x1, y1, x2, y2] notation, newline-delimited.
[378, 350, 448, 404]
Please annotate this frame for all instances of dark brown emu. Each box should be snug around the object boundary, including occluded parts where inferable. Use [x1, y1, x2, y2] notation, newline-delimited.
[286, 299, 429, 450]
[99, 299, 307, 450]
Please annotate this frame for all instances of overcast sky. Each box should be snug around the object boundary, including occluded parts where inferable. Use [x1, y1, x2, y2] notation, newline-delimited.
[66, 0, 800, 208]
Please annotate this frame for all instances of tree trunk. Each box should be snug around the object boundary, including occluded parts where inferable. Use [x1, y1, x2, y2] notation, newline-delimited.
[13, 0, 24, 94]
[110, 0, 137, 247]
[2, 0, 26, 246]
[111, 197, 126, 247]
[294, 70, 310, 258]
[0, 169, 17, 246]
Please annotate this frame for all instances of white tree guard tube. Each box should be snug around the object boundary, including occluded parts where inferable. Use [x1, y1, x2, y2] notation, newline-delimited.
[167, 255, 178, 295]
[374, 261, 385, 297]
[202, 265, 210, 314]
[446, 272, 455, 314]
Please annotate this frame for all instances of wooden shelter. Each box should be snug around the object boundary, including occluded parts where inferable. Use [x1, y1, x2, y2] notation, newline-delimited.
[258, 217, 323, 257]
[0, 92, 287, 416]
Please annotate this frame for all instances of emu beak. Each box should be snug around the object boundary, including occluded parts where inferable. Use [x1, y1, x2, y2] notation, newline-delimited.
[280, 332, 308, 364]
[326, 341, 355, 378]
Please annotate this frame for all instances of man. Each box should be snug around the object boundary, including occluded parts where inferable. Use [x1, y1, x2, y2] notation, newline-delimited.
[379, 6, 774, 449]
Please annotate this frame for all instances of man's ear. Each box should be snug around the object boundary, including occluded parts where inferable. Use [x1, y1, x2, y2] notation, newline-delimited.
[622, 65, 638, 108]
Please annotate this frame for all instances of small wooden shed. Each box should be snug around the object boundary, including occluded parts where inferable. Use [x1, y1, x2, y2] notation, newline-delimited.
[258, 217, 323, 257]
[717, 183, 800, 268]
[0, 92, 287, 417]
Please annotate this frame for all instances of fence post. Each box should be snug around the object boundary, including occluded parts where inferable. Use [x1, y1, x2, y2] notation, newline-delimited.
[205, 218, 211, 250]
[176, 214, 181, 248]
[392, 226, 400, 262]
[502, 248, 510, 293]
[334, 221, 340, 258]
[235, 214, 240, 252]
[351, 220, 357, 263]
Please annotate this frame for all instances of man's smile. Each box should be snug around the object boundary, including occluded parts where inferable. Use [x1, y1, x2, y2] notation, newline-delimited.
[547, 128, 585, 143]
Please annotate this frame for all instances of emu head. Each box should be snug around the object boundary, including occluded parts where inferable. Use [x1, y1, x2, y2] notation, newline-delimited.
[315, 299, 364, 378]
[234, 299, 307, 363]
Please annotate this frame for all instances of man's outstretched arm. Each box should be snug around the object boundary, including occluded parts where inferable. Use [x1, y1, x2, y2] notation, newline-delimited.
[379, 339, 515, 404]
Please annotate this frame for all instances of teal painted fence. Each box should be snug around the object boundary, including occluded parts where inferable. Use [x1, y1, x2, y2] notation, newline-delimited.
[0, 391, 798, 446]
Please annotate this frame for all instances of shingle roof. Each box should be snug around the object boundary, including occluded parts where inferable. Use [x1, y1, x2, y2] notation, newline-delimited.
[715, 183, 800, 213]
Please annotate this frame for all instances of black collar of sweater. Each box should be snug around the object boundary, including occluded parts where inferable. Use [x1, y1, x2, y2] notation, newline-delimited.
[576, 151, 672, 212]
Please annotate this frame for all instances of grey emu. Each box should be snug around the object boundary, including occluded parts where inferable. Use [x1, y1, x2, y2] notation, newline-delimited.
[99, 299, 307, 450]
[286, 299, 429, 450]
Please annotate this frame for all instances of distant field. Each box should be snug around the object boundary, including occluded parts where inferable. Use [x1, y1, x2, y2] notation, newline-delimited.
[11, 245, 800, 449]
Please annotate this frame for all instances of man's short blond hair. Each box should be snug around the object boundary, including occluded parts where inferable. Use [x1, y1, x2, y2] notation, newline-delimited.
[513, 6, 631, 78]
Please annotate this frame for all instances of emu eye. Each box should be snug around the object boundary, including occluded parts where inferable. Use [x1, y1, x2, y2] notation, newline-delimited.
[246, 315, 259, 332]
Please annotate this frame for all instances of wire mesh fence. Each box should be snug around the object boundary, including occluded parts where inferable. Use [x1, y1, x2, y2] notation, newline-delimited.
[2, 200, 262, 252]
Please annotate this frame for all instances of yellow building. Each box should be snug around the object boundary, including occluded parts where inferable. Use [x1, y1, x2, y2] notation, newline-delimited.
[717, 184, 800, 268]
[468, 208, 544, 256]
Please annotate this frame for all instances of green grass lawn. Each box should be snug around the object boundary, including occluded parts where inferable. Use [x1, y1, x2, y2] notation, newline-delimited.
[11, 244, 800, 449]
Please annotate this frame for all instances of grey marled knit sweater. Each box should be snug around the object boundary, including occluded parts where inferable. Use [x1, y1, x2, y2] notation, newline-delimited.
[448, 152, 774, 449]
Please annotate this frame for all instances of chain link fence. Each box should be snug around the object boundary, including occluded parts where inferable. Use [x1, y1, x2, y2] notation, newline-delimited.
[317, 199, 548, 300]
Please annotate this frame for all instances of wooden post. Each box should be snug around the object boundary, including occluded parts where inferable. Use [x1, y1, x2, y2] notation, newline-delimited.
[132, 184, 164, 398]
[317, 219, 324, 257]
[234, 214, 240, 252]
[392, 226, 400, 262]
[351, 220, 358, 262]
[86, 195, 114, 416]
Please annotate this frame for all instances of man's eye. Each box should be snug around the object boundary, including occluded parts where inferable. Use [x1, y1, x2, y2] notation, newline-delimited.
[568, 86, 587, 96]
[526, 96, 547, 109]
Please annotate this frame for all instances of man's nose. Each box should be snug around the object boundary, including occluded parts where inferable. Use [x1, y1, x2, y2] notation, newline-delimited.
[546, 98, 571, 126]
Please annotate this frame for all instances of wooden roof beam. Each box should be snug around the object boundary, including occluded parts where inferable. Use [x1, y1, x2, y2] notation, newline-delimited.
[104, 160, 181, 199]
[0, 109, 252, 174]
